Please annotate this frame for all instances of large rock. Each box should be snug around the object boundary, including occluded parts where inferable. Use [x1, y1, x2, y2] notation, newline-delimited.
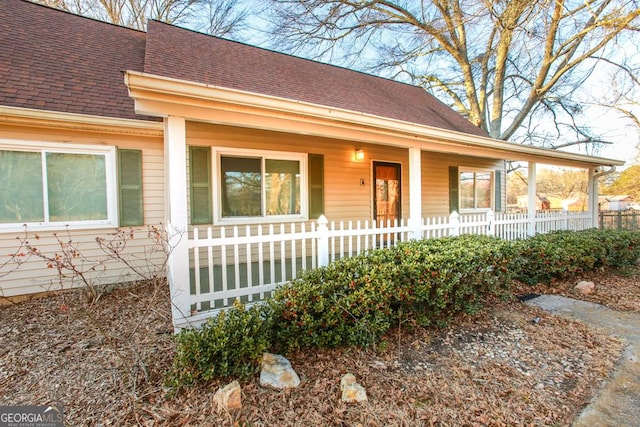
[260, 353, 300, 389]
[213, 380, 242, 412]
[340, 373, 368, 403]
[575, 281, 596, 295]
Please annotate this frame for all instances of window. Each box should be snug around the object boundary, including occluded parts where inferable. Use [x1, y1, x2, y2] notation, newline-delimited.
[214, 149, 307, 223]
[0, 141, 117, 230]
[459, 169, 493, 211]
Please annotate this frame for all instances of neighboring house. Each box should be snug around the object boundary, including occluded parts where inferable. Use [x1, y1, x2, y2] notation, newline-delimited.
[0, 0, 624, 328]
[603, 195, 634, 211]
[516, 194, 586, 211]
[516, 194, 553, 211]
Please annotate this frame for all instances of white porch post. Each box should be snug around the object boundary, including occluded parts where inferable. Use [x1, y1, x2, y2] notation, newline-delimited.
[588, 167, 598, 228]
[408, 147, 422, 240]
[164, 116, 191, 331]
[527, 162, 537, 236]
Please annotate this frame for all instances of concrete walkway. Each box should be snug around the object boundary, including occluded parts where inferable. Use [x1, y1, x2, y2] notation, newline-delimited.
[527, 295, 640, 427]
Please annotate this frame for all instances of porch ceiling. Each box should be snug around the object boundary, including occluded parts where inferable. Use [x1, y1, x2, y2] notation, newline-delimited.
[125, 71, 625, 169]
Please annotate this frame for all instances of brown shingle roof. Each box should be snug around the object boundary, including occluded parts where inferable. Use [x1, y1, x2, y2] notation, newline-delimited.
[0, 0, 146, 120]
[1, 0, 486, 137]
[144, 21, 487, 136]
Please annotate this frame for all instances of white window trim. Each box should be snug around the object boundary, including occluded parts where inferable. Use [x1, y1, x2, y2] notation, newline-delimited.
[212, 148, 308, 225]
[0, 139, 118, 232]
[458, 167, 494, 213]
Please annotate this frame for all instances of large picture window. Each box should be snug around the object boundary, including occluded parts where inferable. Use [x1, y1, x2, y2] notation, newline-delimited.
[459, 169, 493, 211]
[215, 149, 306, 222]
[0, 141, 117, 230]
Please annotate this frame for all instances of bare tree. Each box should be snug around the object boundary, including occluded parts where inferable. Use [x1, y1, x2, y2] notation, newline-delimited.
[586, 57, 640, 150]
[33, 0, 248, 35]
[267, 0, 640, 150]
[198, 0, 248, 37]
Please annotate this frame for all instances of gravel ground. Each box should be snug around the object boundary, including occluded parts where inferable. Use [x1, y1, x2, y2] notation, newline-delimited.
[513, 267, 640, 314]
[1, 267, 637, 426]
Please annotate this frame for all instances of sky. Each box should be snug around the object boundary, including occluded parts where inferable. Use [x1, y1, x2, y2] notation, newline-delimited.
[582, 106, 639, 166]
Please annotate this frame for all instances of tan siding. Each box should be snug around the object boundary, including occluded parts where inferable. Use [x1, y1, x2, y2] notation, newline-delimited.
[0, 124, 165, 297]
[141, 149, 165, 223]
[186, 122, 410, 224]
[1, 120, 508, 297]
[422, 152, 505, 217]
[0, 226, 168, 296]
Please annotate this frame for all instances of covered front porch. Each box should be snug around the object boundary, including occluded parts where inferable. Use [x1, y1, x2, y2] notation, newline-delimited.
[124, 71, 624, 330]
[181, 208, 593, 327]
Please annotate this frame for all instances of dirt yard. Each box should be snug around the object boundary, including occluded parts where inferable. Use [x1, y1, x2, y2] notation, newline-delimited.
[1, 267, 637, 426]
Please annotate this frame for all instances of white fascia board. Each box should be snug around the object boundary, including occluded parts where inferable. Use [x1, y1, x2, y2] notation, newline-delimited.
[0, 105, 163, 136]
[124, 71, 625, 168]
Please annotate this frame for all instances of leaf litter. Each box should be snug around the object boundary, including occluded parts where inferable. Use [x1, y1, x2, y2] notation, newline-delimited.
[1, 267, 637, 426]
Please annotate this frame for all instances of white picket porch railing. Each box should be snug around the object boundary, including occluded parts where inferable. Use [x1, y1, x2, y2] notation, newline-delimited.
[179, 209, 592, 326]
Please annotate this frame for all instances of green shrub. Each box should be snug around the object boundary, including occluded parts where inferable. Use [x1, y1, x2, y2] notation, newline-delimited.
[514, 229, 640, 285]
[167, 300, 270, 387]
[267, 234, 516, 353]
[587, 229, 640, 267]
[167, 229, 640, 386]
[265, 250, 398, 352]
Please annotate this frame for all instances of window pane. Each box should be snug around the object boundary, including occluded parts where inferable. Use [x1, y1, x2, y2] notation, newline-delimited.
[475, 172, 492, 209]
[0, 150, 44, 222]
[221, 156, 261, 217]
[46, 153, 108, 221]
[265, 159, 300, 215]
[459, 172, 475, 210]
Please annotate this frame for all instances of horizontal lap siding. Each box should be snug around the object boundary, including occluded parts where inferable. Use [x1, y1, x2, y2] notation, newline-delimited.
[422, 152, 504, 217]
[0, 124, 165, 297]
[186, 122, 410, 224]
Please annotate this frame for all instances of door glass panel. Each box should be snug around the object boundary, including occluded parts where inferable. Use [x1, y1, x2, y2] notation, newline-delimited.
[374, 163, 400, 225]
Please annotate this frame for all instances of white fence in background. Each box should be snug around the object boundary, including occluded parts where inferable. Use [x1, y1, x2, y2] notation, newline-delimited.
[181, 209, 592, 324]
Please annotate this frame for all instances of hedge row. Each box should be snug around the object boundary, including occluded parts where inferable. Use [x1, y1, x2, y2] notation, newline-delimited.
[267, 234, 515, 353]
[514, 228, 640, 285]
[168, 228, 640, 386]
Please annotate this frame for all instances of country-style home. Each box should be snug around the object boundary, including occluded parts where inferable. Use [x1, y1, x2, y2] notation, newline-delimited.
[0, 0, 624, 328]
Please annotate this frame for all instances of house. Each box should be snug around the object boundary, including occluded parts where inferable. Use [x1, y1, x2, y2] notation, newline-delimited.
[516, 194, 553, 211]
[516, 194, 587, 212]
[603, 195, 634, 211]
[0, 0, 625, 328]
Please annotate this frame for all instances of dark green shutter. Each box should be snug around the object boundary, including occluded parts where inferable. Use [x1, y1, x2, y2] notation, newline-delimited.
[494, 170, 503, 212]
[308, 154, 324, 219]
[449, 166, 459, 213]
[118, 149, 144, 226]
[189, 146, 212, 224]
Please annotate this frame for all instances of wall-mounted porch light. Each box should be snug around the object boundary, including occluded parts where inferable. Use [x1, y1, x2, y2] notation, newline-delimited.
[355, 148, 365, 161]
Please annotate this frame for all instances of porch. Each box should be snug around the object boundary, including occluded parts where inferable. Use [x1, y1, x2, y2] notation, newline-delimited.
[173, 209, 592, 329]
[123, 76, 623, 331]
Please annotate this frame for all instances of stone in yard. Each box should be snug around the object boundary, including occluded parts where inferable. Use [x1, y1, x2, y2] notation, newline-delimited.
[575, 281, 595, 295]
[213, 380, 242, 412]
[260, 353, 300, 389]
[340, 373, 368, 403]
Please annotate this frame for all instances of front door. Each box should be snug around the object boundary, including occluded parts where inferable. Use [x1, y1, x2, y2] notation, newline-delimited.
[373, 162, 401, 225]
